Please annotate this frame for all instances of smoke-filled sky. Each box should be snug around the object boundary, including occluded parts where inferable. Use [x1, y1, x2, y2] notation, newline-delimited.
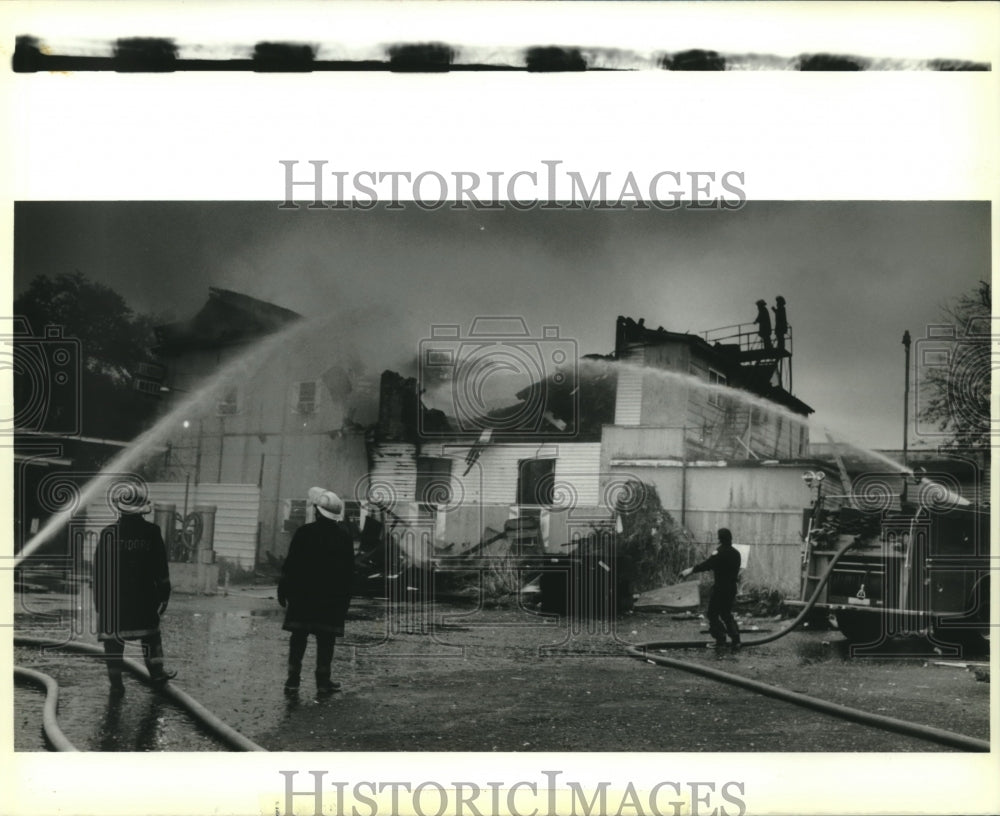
[13, 201, 989, 451]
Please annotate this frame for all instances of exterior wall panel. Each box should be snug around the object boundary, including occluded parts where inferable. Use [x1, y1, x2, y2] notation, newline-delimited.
[82, 482, 261, 570]
[369, 443, 418, 506]
[614, 345, 645, 426]
[607, 462, 812, 592]
[604, 426, 686, 461]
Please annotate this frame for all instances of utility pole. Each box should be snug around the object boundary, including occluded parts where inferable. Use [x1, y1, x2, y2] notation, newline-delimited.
[902, 331, 911, 463]
[902, 330, 911, 503]
[680, 426, 687, 526]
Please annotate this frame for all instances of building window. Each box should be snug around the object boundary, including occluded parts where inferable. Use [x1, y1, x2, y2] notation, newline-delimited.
[217, 386, 239, 416]
[283, 498, 307, 532]
[417, 456, 453, 506]
[518, 458, 556, 506]
[293, 380, 319, 414]
[707, 368, 727, 407]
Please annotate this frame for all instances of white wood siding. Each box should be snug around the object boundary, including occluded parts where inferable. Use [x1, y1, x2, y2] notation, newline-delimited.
[553, 443, 603, 506]
[614, 346, 644, 426]
[383, 442, 604, 509]
[367, 443, 418, 506]
[82, 482, 260, 568]
[370, 442, 606, 552]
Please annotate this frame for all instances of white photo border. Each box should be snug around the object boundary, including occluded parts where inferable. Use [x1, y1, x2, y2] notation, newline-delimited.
[2, 2, 998, 816]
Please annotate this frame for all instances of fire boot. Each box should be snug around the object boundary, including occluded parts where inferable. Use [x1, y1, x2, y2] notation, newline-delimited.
[286, 632, 307, 693]
[724, 615, 742, 651]
[143, 635, 176, 686]
[149, 668, 178, 687]
[315, 668, 341, 695]
[107, 665, 126, 696]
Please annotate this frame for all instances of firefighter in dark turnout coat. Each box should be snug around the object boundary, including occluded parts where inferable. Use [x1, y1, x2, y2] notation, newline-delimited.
[772, 295, 788, 352]
[754, 299, 773, 351]
[681, 528, 742, 649]
[278, 488, 355, 694]
[93, 489, 175, 693]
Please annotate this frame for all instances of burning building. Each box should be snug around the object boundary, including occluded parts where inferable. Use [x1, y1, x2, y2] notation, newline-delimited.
[367, 313, 821, 592]
[125, 288, 374, 572]
[89, 296, 832, 594]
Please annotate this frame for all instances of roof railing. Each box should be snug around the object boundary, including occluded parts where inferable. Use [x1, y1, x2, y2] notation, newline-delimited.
[702, 321, 793, 355]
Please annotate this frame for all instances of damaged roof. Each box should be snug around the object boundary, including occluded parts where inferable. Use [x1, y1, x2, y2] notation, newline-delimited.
[155, 287, 302, 354]
[616, 315, 813, 416]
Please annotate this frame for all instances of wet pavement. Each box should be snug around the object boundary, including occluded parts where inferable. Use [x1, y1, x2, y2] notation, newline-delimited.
[14, 651, 220, 751]
[13, 582, 992, 752]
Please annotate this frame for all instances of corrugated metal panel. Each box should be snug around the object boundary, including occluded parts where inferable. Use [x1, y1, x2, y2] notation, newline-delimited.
[82, 482, 260, 569]
[681, 510, 802, 593]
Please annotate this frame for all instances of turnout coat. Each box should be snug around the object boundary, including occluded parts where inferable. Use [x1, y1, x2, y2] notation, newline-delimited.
[93, 513, 171, 641]
[278, 515, 355, 636]
[691, 545, 742, 599]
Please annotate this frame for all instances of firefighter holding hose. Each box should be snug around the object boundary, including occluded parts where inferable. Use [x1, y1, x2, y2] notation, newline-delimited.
[680, 528, 742, 651]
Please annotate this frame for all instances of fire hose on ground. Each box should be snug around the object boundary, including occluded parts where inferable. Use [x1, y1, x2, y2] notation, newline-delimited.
[13, 666, 79, 752]
[13, 539, 988, 754]
[13, 636, 266, 752]
[627, 537, 991, 752]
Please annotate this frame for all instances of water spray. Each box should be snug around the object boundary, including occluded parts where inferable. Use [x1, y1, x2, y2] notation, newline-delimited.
[577, 357, 969, 508]
[15, 316, 328, 567]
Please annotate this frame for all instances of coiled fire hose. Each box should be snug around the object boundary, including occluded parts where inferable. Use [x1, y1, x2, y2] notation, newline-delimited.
[14, 636, 266, 752]
[627, 537, 990, 752]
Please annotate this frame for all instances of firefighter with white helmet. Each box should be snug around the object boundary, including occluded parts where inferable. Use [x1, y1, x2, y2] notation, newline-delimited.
[93, 483, 176, 694]
[278, 487, 355, 694]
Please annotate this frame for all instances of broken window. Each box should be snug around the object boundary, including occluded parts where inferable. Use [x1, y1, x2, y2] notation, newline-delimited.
[707, 368, 727, 407]
[518, 458, 556, 506]
[416, 456, 453, 506]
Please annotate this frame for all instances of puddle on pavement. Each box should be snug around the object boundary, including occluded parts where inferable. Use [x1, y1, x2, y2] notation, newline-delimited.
[191, 609, 283, 619]
[249, 608, 283, 617]
[14, 648, 220, 752]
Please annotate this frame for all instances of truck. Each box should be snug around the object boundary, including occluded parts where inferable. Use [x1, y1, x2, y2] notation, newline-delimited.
[787, 479, 990, 652]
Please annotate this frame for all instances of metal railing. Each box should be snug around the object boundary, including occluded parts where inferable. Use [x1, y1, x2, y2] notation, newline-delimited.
[702, 321, 793, 355]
